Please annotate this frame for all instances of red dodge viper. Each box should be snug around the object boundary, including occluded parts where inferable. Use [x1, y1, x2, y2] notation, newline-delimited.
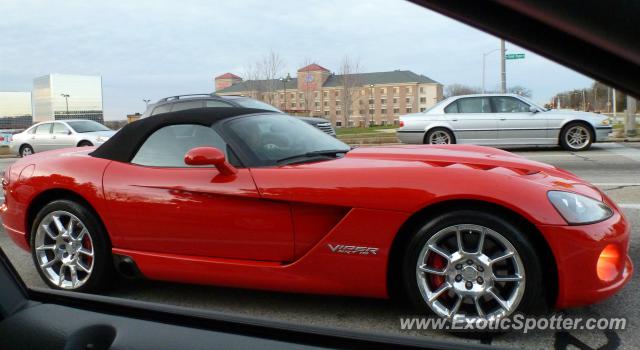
[1, 108, 632, 321]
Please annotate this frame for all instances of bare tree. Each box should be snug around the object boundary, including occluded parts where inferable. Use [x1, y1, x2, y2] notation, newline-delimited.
[259, 51, 286, 105]
[338, 55, 363, 127]
[444, 84, 481, 98]
[241, 63, 261, 99]
[551, 81, 624, 112]
[507, 85, 532, 98]
[241, 51, 286, 104]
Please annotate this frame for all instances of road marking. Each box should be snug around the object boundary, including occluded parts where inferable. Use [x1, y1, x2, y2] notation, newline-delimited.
[603, 143, 640, 162]
[619, 203, 640, 209]
[592, 183, 640, 186]
[517, 154, 614, 158]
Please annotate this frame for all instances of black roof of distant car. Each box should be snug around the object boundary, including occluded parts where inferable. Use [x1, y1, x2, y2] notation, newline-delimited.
[91, 107, 277, 162]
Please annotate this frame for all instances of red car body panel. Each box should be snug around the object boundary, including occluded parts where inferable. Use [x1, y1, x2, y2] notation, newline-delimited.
[101, 161, 294, 262]
[1, 144, 632, 308]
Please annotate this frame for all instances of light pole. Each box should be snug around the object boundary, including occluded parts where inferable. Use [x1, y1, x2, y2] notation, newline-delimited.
[60, 94, 70, 117]
[369, 84, 375, 127]
[500, 39, 507, 93]
[280, 73, 291, 112]
[482, 48, 500, 93]
[143, 99, 151, 109]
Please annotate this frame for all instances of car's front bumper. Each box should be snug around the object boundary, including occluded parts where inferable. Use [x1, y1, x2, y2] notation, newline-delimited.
[537, 207, 632, 308]
[595, 126, 612, 142]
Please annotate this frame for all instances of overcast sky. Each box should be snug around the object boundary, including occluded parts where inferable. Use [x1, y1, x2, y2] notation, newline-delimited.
[1, 0, 593, 120]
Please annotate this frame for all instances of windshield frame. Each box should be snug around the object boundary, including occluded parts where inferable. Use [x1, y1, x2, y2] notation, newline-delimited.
[217, 113, 349, 167]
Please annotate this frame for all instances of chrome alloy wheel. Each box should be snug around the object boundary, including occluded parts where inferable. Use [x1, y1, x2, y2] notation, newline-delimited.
[428, 130, 451, 144]
[565, 125, 590, 149]
[34, 210, 95, 289]
[416, 224, 525, 320]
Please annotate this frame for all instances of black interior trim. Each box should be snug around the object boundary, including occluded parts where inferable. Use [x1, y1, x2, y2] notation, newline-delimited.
[410, 0, 640, 97]
[21, 286, 491, 350]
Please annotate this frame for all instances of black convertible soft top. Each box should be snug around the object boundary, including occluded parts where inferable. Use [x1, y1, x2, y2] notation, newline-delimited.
[90, 107, 275, 162]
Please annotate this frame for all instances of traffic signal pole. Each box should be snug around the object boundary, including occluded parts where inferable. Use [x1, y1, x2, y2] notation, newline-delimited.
[626, 96, 637, 137]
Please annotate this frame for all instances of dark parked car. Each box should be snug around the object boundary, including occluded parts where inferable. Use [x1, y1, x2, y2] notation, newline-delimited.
[141, 94, 336, 136]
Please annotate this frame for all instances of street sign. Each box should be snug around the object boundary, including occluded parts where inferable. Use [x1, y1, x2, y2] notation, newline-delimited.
[505, 53, 525, 60]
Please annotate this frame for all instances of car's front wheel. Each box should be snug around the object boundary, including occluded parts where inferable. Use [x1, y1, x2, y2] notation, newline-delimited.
[30, 200, 113, 292]
[425, 128, 455, 145]
[402, 210, 548, 321]
[560, 122, 593, 151]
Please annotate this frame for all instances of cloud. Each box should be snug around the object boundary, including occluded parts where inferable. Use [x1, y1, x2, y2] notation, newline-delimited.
[0, 0, 592, 119]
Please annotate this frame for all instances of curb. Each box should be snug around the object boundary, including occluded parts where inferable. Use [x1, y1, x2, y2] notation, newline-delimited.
[605, 138, 640, 142]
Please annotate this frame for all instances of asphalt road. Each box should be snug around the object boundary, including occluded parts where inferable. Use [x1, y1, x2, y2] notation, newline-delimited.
[1, 143, 639, 349]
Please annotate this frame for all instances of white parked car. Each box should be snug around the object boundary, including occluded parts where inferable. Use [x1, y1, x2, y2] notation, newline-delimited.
[397, 93, 612, 151]
[10, 120, 115, 157]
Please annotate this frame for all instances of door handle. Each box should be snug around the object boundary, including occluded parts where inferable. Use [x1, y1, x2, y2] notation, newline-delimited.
[451, 119, 458, 122]
[500, 118, 506, 121]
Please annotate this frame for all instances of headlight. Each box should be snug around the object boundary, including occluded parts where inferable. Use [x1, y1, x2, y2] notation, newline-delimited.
[95, 136, 109, 142]
[548, 191, 613, 225]
[599, 118, 610, 126]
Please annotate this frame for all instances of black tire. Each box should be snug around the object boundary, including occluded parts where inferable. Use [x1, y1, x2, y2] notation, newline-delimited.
[559, 122, 593, 151]
[19, 144, 34, 157]
[425, 128, 455, 145]
[78, 141, 94, 147]
[401, 210, 549, 318]
[30, 199, 113, 293]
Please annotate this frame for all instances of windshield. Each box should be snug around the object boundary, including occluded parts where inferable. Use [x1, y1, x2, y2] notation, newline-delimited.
[224, 114, 349, 165]
[232, 98, 282, 112]
[66, 120, 111, 133]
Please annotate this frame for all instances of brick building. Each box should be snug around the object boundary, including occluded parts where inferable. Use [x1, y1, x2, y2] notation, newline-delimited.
[215, 64, 443, 127]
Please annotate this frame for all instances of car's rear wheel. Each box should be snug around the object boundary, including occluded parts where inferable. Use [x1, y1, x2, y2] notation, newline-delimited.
[20, 144, 34, 157]
[402, 210, 547, 321]
[30, 200, 113, 292]
[425, 128, 455, 144]
[560, 122, 593, 151]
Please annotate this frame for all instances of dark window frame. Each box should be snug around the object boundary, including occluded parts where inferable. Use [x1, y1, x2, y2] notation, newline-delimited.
[489, 96, 531, 113]
[52, 122, 71, 134]
[34, 123, 52, 135]
[445, 97, 493, 113]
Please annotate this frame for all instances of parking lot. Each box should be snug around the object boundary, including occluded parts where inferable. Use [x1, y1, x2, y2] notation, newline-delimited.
[1, 142, 638, 349]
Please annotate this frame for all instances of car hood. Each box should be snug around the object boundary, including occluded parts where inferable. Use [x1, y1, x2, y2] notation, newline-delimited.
[252, 144, 603, 220]
[345, 144, 556, 174]
[540, 109, 608, 122]
[344, 144, 602, 198]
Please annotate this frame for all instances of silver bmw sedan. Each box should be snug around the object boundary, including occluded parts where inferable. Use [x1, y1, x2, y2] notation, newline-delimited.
[397, 93, 612, 151]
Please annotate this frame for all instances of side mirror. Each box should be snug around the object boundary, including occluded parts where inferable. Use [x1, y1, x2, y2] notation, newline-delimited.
[529, 105, 539, 113]
[68, 130, 72, 135]
[184, 147, 237, 176]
